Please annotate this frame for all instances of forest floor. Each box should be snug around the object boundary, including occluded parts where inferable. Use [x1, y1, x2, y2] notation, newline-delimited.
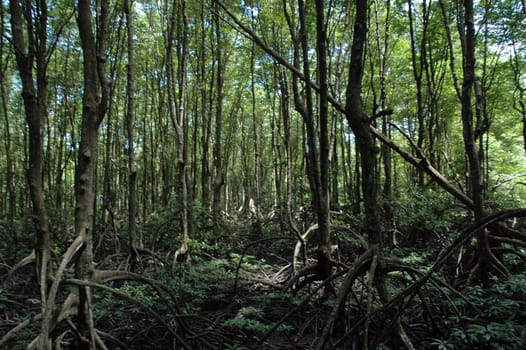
[2, 212, 526, 349]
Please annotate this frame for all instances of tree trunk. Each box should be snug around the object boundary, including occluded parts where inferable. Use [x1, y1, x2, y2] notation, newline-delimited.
[212, 1, 225, 235]
[459, 0, 490, 285]
[460, 0, 484, 219]
[314, 0, 332, 278]
[199, 0, 212, 205]
[373, 0, 393, 238]
[176, 0, 190, 260]
[75, 0, 110, 346]
[278, 68, 300, 235]
[0, 8, 16, 220]
[125, 0, 140, 264]
[9, 0, 51, 318]
[345, 0, 381, 245]
[510, 42, 526, 154]
[250, 39, 262, 226]
[407, 0, 426, 187]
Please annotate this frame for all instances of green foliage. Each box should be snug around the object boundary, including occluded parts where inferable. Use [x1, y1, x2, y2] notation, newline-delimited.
[224, 305, 293, 334]
[399, 251, 433, 272]
[163, 257, 236, 313]
[0, 219, 33, 263]
[433, 274, 526, 349]
[93, 282, 156, 322]
[396, 188, 462, 233]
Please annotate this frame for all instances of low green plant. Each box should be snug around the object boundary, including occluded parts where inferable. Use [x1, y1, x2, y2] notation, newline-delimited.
[432, 274, 526, 349]
[223, 306, 293, 334]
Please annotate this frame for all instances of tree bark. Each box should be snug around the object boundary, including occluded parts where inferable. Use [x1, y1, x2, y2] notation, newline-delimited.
[74, 0, 110, 346]
[9, 0, 51, 319]
[460, 0, 484, 219]
[314, 0, 332, 277]
[212, 0, 225, 235]
[0, 8, 16, 220]
[407, 0, 426, 187]
[125, 0, 140, 264]
[346, 0, 381, 245]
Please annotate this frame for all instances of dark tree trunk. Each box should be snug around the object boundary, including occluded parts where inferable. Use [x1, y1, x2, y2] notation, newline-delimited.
[0, 8, 16, 220]
[9, 0, 51, 316]
[314, 0, 332, 277]
[213, 1, 225, 235]
[460, 0, 484, 219]
[345, 0, 381, 245]
[75, 0, 110, 346]
[125, 0, 140, 263]
[407, 0, 426, 187]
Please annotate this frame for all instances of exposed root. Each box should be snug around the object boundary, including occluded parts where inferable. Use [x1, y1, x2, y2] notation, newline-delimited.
[0, 312, 42, 347]
[324, 210, 526, 348]
[65, 278, 193, 349]
[6, 250, 35, 279]
[292, 224, 368, 276]
[363, 252, 378, 350]
[233, 236, 296, 292]
[40, 234, 85, 348]
[316, 247, 376, 350]
[258, 268, 348, 345]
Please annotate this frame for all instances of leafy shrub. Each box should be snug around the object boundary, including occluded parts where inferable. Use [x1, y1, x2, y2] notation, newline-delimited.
[433, 274, 526, 349]
[0, 219, 33, 264]
[224, 305, 293, 334]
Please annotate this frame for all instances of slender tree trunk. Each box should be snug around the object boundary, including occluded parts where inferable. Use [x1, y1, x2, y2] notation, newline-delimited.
[9, 0, 51, 320]
[459, 0, 491, 285]
[75, 0, 110, 346]
[373, 0, 393, 237]
[125, 0, 140, 262]
[278, 68, 300, 235]
[164, 0, 191, 261]
[0, 8, 16, 220]
[212, 1, 225, 235]
[200, 0, 213, 206]
[314, 0, 332, 277]
[407, 0, 426, 187]
[250, 39, 262, 224]
[346, 0, 381, 246]
[176, 0, 190, 260]
[510, 43, 526, 154]
[460, 0, 484, 219]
